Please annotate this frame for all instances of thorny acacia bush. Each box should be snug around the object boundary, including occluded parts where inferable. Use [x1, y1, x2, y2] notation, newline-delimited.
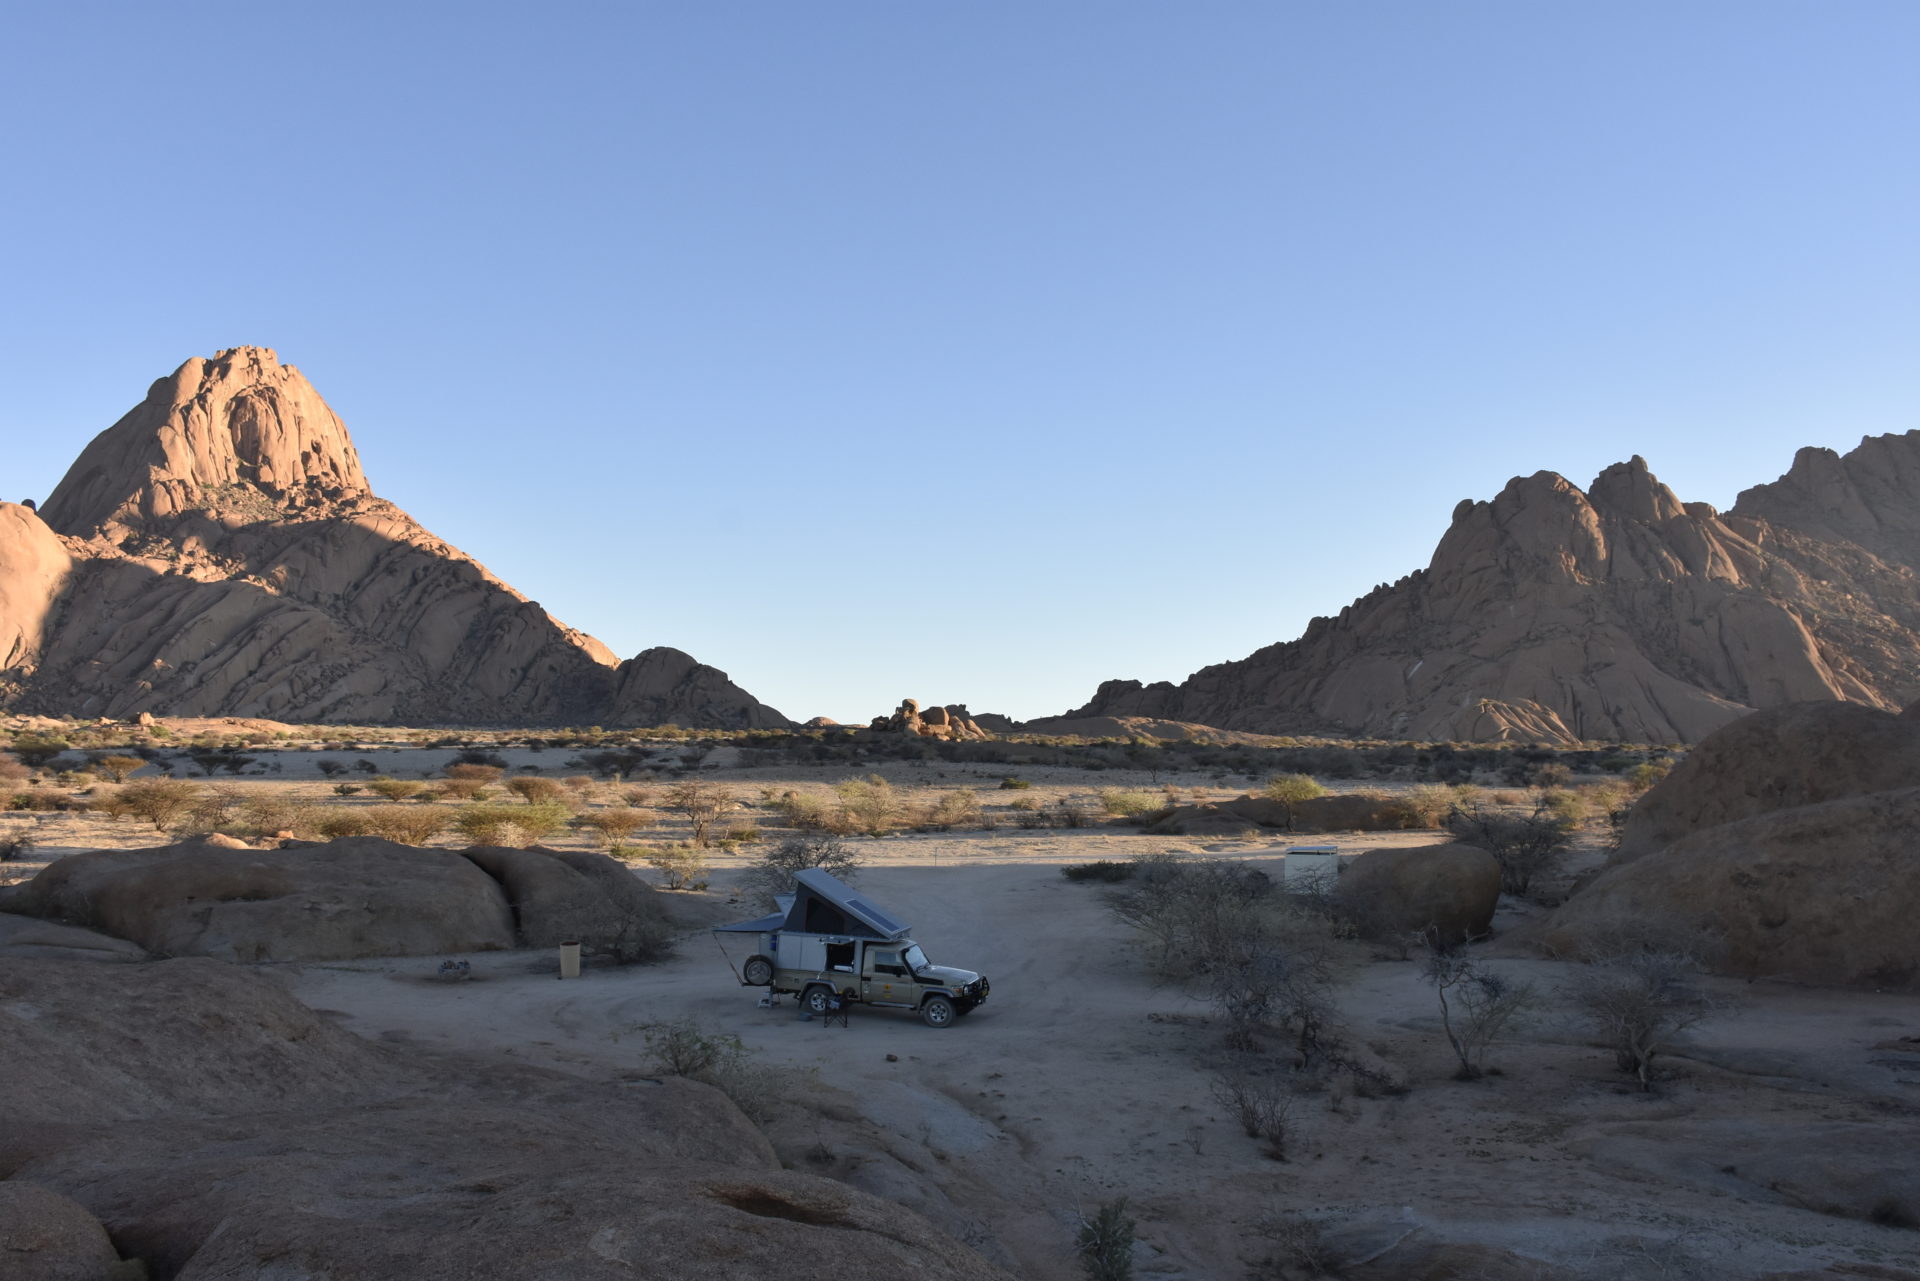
[112, 778, 202, 830]
[573, 807, 657, 846]
[1110, 856, 1346, 1061]
[744, 833, 863, 911]
[1444, 800, 1574, 896]
[834, 774, 901, 835]
[1560, 948, 1718, 1091]
[452, 802, 571, 847]
[913, 787, 981, 831]
[643, 842, 710, 890]
[1421, 943, 1536, 1079]
[640, 1018, 785, 1125]
[664, 779, 736, 847]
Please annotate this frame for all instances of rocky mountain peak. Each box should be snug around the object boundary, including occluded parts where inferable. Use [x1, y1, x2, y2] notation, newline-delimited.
[39, 346, 369, 536]
[1587, 455, 1685, 524]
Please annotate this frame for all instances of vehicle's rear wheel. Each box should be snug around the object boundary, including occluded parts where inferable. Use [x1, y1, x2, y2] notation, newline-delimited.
[921, 995, 956, 1028]
[743, 956, 774, 986]
[803, 985, 835, 1015]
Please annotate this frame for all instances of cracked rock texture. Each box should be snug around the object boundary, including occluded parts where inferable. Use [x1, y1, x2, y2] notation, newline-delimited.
[1065, 443, 1920, 743]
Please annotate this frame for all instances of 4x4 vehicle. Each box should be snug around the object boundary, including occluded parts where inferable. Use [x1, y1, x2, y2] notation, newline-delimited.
[714, 869, 990, 1027]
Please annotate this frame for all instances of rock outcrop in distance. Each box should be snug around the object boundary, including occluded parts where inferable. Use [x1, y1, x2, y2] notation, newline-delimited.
[0, 347, 789, 728]
[1064, 441, 1920, 743]
[866, 698, 992, 740]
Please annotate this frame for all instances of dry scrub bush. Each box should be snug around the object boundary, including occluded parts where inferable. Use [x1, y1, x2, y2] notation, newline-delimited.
[833, 775, 900, 836]
[1211, 1072, 1296, 1160]
[914, 788, 981, 831]
[644, 843, 710, 890]
[1111, 859, 1345, 1060]
[665, 779, 736, 847]
[453, 801, 570, 847]
[366, 804, 451, 845]
[0, 823, 34, 861]
[0, 754, 30, 783]
[91, 755, 147, 783]
[367, 776, 425, 802]
[444, 763, 503, 784]
[745, 833, 863, 910]
[434, 778, 494, 801]
[1098, 789, 1160, 819]
[9, 789, 76, 813]
[1400, 783, 1461, 828]
[506, 776, 564, 804]
[1561, 948, 1717, 1091]
[575, 808, 657, 846]
[1444, 801, 1573, 896]
[640, 1019, 785, 1125]
[114, 778, 201, 829]
[1422, 944, 1535, 1079]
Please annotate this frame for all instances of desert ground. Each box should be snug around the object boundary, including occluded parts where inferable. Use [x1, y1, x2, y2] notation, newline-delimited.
[5, 733, 1918, 1280]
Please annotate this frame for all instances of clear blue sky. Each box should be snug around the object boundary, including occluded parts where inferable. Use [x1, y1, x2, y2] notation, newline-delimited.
[4, 2, 1915, 723]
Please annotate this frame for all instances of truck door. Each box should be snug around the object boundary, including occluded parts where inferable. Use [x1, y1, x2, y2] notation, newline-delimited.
[862, 947, 913, 1007]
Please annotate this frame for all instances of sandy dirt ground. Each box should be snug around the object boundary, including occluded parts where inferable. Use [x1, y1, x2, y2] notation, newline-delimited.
[7, 750, 1920, 1279]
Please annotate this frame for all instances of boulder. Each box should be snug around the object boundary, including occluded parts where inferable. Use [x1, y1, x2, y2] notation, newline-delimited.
[1334, 843, 1502, 945]
[0, 913, 148, 963]
[1538, 788, 1920, 987]
[0, 1182, 136, 1281]
[866, 698, 992, 741]
[1616, 701, 1920, 862]
[0, 958, 1015, 1281]
[1, 836, 516, 961]
[1, 958, 411, 1128]
[458, 844, 666, 957]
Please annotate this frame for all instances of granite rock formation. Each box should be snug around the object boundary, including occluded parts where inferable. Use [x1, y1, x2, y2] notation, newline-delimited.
[867, 698, 992, 740]
[2, 348, 788, 728]
[0, 958, 1014, 1280]
[1065, 441, 1920, 743]
[0, 837, 665, 963]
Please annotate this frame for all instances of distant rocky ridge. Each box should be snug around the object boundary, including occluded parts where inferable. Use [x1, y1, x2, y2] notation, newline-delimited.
[1065, 440, 1920, 744]
[0, 348, 788, 728]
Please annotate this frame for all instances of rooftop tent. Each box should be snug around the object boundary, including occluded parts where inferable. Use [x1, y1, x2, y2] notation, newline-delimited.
[712, 870, 911, 940]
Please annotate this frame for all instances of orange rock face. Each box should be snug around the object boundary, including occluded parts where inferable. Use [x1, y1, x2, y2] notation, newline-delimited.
[3, 348, 788, 728]
[1066, 444, 1920, 744]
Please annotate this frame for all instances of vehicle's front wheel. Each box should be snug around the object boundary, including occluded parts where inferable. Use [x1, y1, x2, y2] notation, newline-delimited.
[742, 956, 774, 986]
[803, 986, 835, 1015]
[921, 995, 956, 1028]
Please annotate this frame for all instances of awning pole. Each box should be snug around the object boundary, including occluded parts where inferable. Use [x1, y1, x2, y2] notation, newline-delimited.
[709, 929, 748, 985]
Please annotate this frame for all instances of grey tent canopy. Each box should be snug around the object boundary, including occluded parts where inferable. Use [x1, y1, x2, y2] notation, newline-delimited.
[712, 869, 910, 940]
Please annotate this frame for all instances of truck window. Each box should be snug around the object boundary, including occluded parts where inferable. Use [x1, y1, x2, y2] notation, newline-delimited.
[869, 950, 904, 976]
[826, 941, 855, 971]
[902, 944, 929, 973]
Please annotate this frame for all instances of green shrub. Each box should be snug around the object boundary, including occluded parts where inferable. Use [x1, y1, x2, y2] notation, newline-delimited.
[1098, 789, 1159, 818]
[834, 775, 900, 836]
[1062, 860, 1136, 883]
[644, 843, 710, 890]
[366, 804, 451, 845]
[575, 807, 657, 846]
[997, 777, 1033, 790]
[367, 776, 425, 802]
[506, 775, 565, 804]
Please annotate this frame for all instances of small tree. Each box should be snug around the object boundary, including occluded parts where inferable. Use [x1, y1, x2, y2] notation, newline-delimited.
[91, 755, 147, 784]
[10, 737, 68, 768]
[1259, 773, 1328, 829]
[744, 833, 862, 909]
[1444, 801, 1573, 896]
[1422, 944, 1534, 1079]
[574, 807, 655, 847]
[665, 779, 735, 847]
[1560, 950, 1715, 1091]
[506, 775, 564, 804]
[367, 777, 426, 802]
[117, 778, 201, 830]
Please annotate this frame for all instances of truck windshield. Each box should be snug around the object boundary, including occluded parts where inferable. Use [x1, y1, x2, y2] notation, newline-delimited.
[902, 944, 930, 973]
